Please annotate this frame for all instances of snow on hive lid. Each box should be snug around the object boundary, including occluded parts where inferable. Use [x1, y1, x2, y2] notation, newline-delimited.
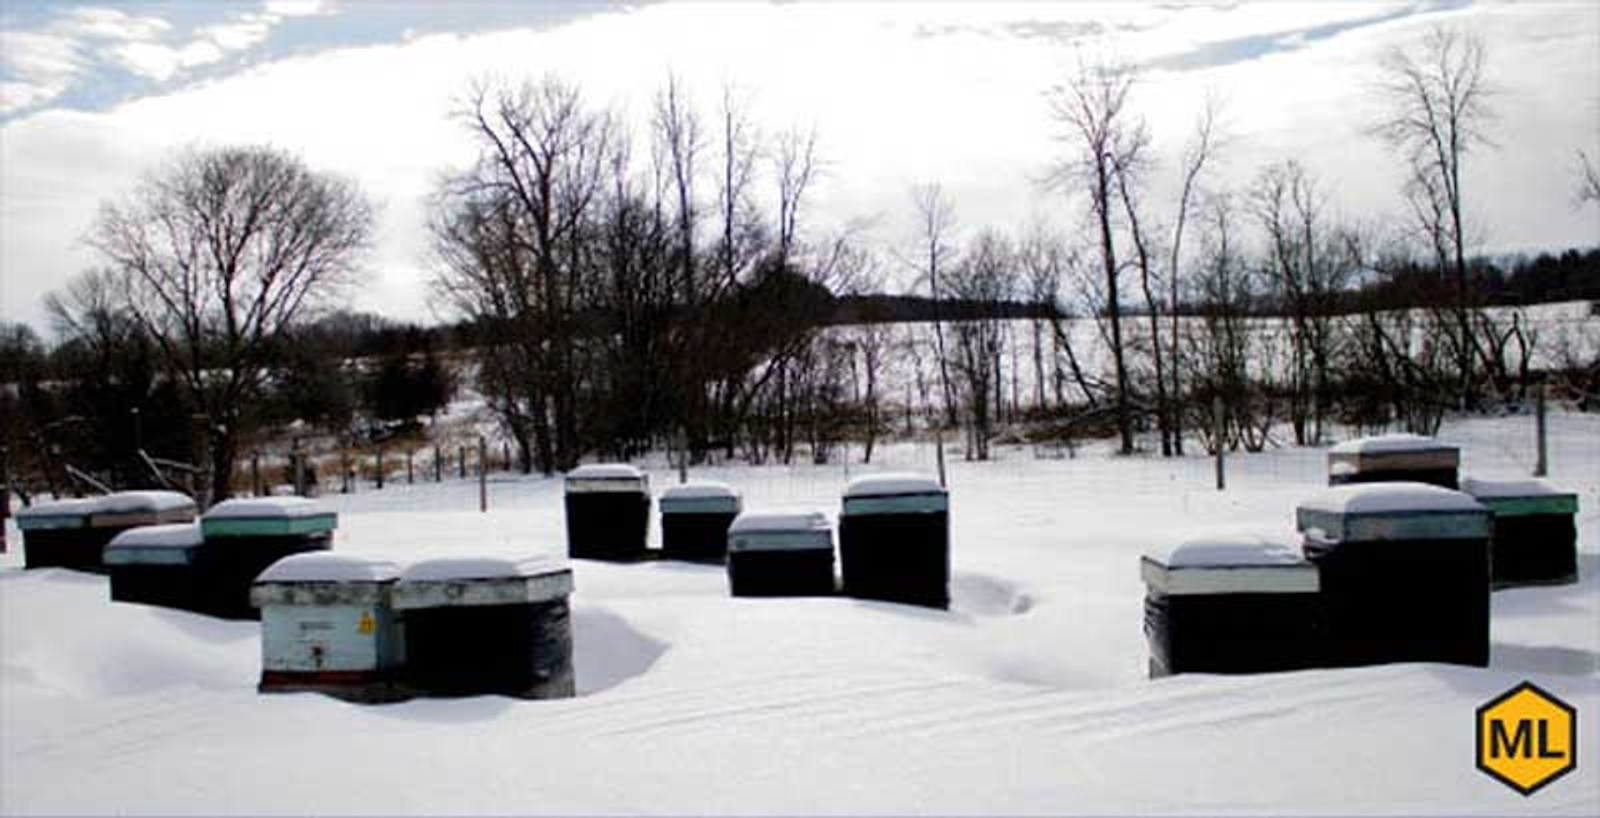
[1297, 482, 1484, 516]
[257, 552, 401, 584]
[660, 480, 739, 500]
[107, 522, 204, 550]
[204, 497, 331, 519]
[1147, 531, 1306, 568]
[15, 497, 100, 519]
[399, 554, 570, 583]
[567, 463, 644, 480]
[97, 490, 195, 514]
[1328, 433, 1453, 455]
[844, 473, 945, 498]
[1460, 477, 1572, 499]
[729, 510, 831, 533]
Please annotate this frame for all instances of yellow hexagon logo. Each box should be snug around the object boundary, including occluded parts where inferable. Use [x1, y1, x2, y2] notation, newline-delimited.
[1476, 682, 1577, 796]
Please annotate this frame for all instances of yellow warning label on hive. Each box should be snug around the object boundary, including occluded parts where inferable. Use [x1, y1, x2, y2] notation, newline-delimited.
[1476, 681, 1577, 796]
[357, 611, 375, 635]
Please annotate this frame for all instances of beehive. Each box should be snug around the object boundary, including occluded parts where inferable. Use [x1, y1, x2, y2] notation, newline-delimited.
[838, 473, 950, 609]
[251, 553, 408, 703]
[564, 464, 650, 560]
[1327, 433, 1459, 489]
[1296, 482, 1490, 667]
[104, 522, 206, 613]
[1141, 533, 1322, 678]
[1461, 477, 1579, 588]
[659, 481, 742, 562]
[726, 511, 836, 597]
[17, 490, 195, 572]
[391, 556, 575, 699]
[200, 497, 336, 619]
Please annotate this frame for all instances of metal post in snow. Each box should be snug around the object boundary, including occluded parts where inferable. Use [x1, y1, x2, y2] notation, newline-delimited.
[407, 450, 414, 485]
[434, 445, 443, 482]
[1214, 395, 1226, 492]
[1, 445, 10, 554]
[478, 435, 488, 512]
[375, 445, 385, 490]
[1534, 384, 1549, 477]
[251, 452, 261, 497]
[675, 427, 688, 485]
[935, 427, 947, 488]
[459, 447, 466, 479]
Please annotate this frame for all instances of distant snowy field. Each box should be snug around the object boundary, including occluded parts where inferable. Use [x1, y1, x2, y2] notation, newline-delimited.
[3, 414, 1597, 815]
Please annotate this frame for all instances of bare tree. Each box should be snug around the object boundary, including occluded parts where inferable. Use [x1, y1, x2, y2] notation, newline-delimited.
[911, 182, 961, 427]
[1166, 93, 1224, 455]
[1579, 150, 1600, 206]
[91, 145, 373, 501]
[1374, 26, 1494, 408]
[1050, 53, 1142, 454]
[773, 125, 820, 267]
[945, 229, 1013, 461]
[434, 76, 612, 473]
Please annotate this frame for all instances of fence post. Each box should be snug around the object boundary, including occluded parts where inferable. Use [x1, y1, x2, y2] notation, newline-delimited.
[407, 450, 414, 484]
[1534, 384, 1548, 477]
[434, 445, 443, 482]
[375, 445, 385, 490]
[502, 441, 510, 472]
[676, 427, 688, 485]
[459, 447, 466, 479]
[1214, 395, 1226, 492]
[1, 445, 10, 554]
[251, 452, 262, 497]
[478, 435, 488, 512]
[935, 427, 947, 488]
[291, 440, 306, 497]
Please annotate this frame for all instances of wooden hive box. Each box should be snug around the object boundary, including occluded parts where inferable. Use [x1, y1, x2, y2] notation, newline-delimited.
[838, 473, 950, 609]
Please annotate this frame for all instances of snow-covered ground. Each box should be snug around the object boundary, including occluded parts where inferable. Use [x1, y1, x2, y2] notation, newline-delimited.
[3, 413, 1597, 815]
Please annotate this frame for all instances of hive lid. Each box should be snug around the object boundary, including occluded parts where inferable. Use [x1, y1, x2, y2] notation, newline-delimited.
[256, 552, 401, 584]
[1328, 433, 1453, 455]
[729, 511, 830, 533]
[106, 522, 204, 550]
[660, 480, 739, 500]
[567, 463, 644, 480]
[14, 497, 100, 520]
[97, 490, 196, 514]
[1460, 477, 1574, 500]
[1297, 482, 1484, 516]
[399, 554, 571, 583]
[204, 497, 332, 519]
[844, 473, 945, 498]
[1146, 531, 1306, 568]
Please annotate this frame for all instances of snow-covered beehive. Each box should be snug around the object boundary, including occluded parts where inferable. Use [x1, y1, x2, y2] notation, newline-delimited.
[838, 473, 950, 609]
[391, 556, 575, 699]
[251, 553, 408, 703]
[1461, 477, 1579, 588]
[1140, 533, 1322, 678]
[200, 497, 336, 619]
[104, 522, 206, 612]
[564, 464, 650, 560]
[1327, 433, 1460, 489]
[1296, 482, 1490, 667]
[726, 511, 836, 597]
[16, 490, 195, 572]
[659, 481, 742, 562]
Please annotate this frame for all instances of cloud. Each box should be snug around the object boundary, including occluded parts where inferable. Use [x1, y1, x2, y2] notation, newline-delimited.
[57, 7, 174, 42]
[0, 31, 84, 114]
[263, 0, 333, 17]
[2, 2, 1596, 332]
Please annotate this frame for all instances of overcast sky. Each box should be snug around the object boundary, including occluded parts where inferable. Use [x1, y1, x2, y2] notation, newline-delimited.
[2, 1, 1597, 334]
